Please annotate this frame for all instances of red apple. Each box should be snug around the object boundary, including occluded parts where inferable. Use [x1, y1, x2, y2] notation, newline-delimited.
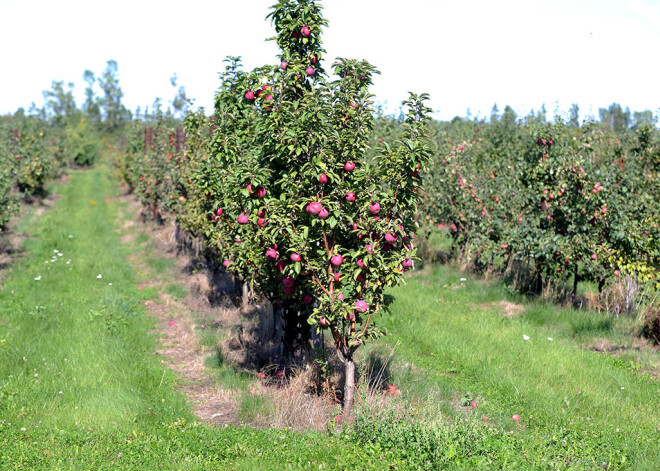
[290, 253, 302, 262]
[319, 316, 329, 327]
[275, 260, 286, 271]
[345, 192, 356, 202]
[300, 25, 311, 37]
[303, 294, 313, 304]
[245, 91, 255, 100]
[354, 300, 368, 313]
[318, 173, 328, 184]
[266, 248, 279, 261]
[223, 260, 231, 267]
[357, 258, 365, 268]
[283, 276, 295, 288]
[281, 61, 287, 69]
[257, 217, 267, 227]
[307, 201, 322, 215]
[306, 66, 315, 76]
[331, 254, 343, 267]
[344, 161, 355, 171]
[369, 202, 381, 215]
[384, 232, 397, 243]
[318, 208, 329, 219]
[237, 214, 249, 224]
[334, 272, 341, 282]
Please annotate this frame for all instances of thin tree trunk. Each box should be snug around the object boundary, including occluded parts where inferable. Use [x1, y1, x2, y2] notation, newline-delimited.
[572, 265, 579, 299]
[273, 302, 284, 360]
[241, 282, 249, 308]
[343, 356, 356, 421]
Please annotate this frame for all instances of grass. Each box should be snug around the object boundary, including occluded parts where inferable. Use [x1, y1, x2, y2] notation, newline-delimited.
[358, 262, 660, 468]
[1, 161, 658, 469]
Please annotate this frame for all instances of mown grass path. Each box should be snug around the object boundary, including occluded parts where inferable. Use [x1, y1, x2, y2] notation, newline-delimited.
[0, 165, 394, 470]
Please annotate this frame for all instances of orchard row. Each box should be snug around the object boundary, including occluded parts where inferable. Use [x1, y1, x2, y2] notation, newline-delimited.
[0, 114, 86, 230]
[417, 117, 659, 298]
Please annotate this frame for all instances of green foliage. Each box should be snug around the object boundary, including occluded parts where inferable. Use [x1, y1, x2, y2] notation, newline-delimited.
[97, 60, 132, 133]
[416, 109, 659, 301]
[66, 116, 102, 166]
[118, 1, 434, 381]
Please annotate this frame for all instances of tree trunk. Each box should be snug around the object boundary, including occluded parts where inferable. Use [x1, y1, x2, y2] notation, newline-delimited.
[273, 302, 284, 360]
[343, 356, 356, 421]
[572, 265, 579, 299]
[241, 282, 250, 308]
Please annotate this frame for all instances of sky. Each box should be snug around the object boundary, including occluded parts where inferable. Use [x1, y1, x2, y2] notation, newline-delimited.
[1, 0, 659, 122]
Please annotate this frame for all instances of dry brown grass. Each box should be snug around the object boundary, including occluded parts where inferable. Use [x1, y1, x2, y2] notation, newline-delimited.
[642, 304, 660, 345]
[598, 276, 651, 317]
[269, 365, 340, 430]
[491, 301, 525, 319]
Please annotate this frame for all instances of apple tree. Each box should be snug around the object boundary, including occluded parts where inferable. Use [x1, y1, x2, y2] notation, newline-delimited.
[190, 0, 432, 416]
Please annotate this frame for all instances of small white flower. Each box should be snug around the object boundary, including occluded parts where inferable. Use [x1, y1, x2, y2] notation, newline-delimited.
[66, 261, 70, 265]
[97, 274, 102, 279]
[53, 250, 59, 253]
[34, 276, 41, 281]
[58, 253, 63, 257]
[523, 334, 530, 341]
[460, 278, 467, 282]
[108, 283, 112, 286]
[621, 387, 624, 390]
[68, 235, 73, 238]
[547, 337, 554, 341]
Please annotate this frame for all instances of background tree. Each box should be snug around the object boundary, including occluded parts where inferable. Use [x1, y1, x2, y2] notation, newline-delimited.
[599, 103, 631, 134]
[169, 74, 189, 119]
[42, 81, 77, 126]
[98, 60, 131, 133]
[82, 70, 101, 126]
[569, 103, 580, 127]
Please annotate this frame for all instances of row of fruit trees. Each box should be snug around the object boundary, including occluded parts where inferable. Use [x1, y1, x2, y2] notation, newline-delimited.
[0, 113, 74, 230]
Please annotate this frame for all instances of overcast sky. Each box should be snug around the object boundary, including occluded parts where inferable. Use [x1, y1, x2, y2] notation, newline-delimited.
[1, 0, 659, 121]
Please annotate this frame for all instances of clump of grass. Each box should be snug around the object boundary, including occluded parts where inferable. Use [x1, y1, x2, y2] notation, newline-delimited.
[165, 283, 188, 300]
